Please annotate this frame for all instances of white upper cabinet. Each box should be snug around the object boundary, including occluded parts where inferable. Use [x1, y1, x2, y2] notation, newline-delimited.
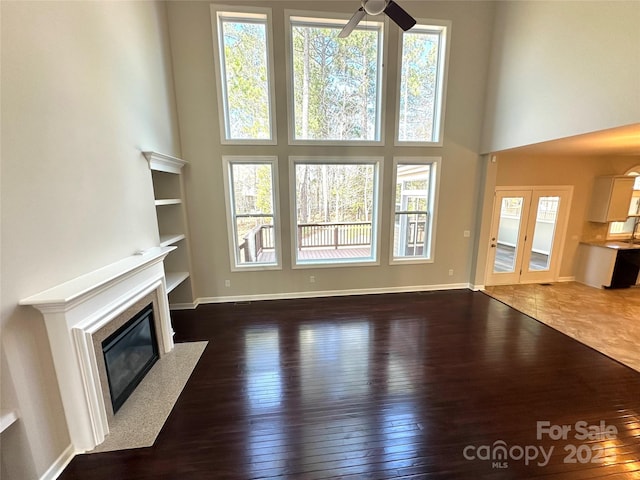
[587, 175, 635, 223]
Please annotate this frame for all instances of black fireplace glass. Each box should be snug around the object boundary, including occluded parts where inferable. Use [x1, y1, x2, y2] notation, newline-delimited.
[102, 303, 159, 413]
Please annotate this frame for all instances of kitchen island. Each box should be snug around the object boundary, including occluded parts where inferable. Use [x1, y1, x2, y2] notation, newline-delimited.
[575, 241, 640, 289]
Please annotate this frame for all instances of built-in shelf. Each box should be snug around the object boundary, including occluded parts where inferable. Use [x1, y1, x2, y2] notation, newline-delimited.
[159, 234, 186, 247]
[143, 151, 187, 174]
[154, 198, 182, 206]
[0, 410, 19, 433]
[143, 151, 194, 308]
[166, 271, 190, 293]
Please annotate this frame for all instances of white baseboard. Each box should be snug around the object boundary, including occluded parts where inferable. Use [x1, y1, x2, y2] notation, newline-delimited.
[169, 302, 198, 310]
[557, 276, 576, 282]
[197, 283, 471, 305]
[40, 444, 74, 480]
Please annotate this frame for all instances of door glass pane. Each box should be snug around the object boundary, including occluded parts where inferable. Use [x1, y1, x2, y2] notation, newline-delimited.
[493, 197, 524, 273]
[528, 196, 559, 271]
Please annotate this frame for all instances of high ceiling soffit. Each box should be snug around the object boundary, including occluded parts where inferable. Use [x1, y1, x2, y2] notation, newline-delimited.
[494, 123, 640, 157]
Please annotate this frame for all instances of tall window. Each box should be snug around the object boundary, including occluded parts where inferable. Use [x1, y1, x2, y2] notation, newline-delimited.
[287, 14, 384, 143]
[211, 7, 276, 144]
[396, 22, 449, 145]
[290, 157, 382, 266]
[609, 171, 640, 238]
[391, 158, 440, 263]
[222, 157, 280, 270]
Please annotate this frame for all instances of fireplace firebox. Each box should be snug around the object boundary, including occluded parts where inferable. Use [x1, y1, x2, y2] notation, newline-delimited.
[102, 303, 159, 413]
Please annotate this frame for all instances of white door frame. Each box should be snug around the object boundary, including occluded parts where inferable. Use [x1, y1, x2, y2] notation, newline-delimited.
[485, 186, 573, 286]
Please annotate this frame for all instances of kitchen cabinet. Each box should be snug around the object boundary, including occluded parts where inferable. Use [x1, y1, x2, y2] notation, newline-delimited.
[587, 175, 635, 222]
[576, 242, 640, 288]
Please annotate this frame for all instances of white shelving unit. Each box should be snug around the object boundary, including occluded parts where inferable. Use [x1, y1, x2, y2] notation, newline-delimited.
[143, 151, 194, 308]
[0, 410, 19, 433]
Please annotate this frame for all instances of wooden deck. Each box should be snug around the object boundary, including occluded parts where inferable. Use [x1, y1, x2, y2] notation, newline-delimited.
[258, 247, 371, 263]
[60, 291, 640, 479]
[493, 243, 550, 272]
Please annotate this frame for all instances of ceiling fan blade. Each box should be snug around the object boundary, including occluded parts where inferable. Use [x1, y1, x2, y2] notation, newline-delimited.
[338, 8, 365, 38]
[384, 0, 416, 31]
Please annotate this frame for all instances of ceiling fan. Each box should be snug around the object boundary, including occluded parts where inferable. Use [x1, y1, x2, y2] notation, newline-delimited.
[339, 0, 416, 38]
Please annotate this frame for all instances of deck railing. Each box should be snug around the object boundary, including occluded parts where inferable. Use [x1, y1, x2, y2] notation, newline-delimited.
[238, 220, 427, 261]
[239, 224, 274, 263]
[404, 219, 426, 256]
[297, 222, 372, 250]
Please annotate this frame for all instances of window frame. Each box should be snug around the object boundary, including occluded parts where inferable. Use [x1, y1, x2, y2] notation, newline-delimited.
[389, 157, 441, 265]
[222, 155, 282, 271]
[289, 156, 384, 268]
[394, 20, 451, 147]
[210, 5, 277, 145]
[284, 10, 388, 146]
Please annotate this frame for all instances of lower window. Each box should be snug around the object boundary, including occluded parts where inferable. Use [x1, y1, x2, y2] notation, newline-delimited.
[290, 157, 382, 266]
[390, 158, 439, 263]
[222, 156, 281, 270]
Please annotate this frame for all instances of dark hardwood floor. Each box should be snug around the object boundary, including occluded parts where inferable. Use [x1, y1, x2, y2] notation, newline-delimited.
[60, 291, 640, 479]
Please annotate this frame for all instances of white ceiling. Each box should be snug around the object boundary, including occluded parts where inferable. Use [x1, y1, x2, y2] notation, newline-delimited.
[495, 123, 640, 157]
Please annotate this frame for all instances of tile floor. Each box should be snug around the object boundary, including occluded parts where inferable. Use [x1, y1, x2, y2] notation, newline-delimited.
[483, 282, 640, 372]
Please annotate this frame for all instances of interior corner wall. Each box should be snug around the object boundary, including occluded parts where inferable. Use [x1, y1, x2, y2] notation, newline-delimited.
[0, 2, 181, 478]
[167, 0, 495, 301]
[481, 1, 640, 153]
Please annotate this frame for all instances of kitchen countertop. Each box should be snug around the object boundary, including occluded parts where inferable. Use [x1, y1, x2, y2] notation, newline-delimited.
[581, 240, 640, 250]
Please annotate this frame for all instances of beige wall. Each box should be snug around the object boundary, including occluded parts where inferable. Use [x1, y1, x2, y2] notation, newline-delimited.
[0, 2, 181, 478]
[3, 1, 636, 477]
[491, 155, 640, 278]
[167, 0, 495, 301]
[482, 1, 640, 153]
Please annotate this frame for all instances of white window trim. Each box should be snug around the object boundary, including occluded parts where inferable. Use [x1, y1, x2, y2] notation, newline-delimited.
[210, 5, 277, 145]
[222, 155, 282, 272]
[394, 19, 451, 147]
[389, 157, 441, 265]
[288, 156, 384, 269]
[284, 10, 388, 147]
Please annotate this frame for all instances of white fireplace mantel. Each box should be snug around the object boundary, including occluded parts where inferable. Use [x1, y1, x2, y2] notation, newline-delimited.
[20, 247, 176, 453]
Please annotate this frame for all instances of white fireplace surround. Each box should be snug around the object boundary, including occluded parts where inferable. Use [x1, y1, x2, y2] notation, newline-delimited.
[20, 247, 175, 453]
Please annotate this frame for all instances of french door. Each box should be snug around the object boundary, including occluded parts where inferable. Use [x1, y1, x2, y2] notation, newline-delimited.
[485, 187, 572, 286]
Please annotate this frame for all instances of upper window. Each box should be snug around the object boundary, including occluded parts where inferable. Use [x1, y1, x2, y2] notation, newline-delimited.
[290, 157, 382, 266]
[396, 22, 449, 145]
[390, 158, 440, 263]
[609, 171, 640, 238]
[211, 6, 276, 144]
[287, 14, 384, 144]
[222, 156, 281, 270]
